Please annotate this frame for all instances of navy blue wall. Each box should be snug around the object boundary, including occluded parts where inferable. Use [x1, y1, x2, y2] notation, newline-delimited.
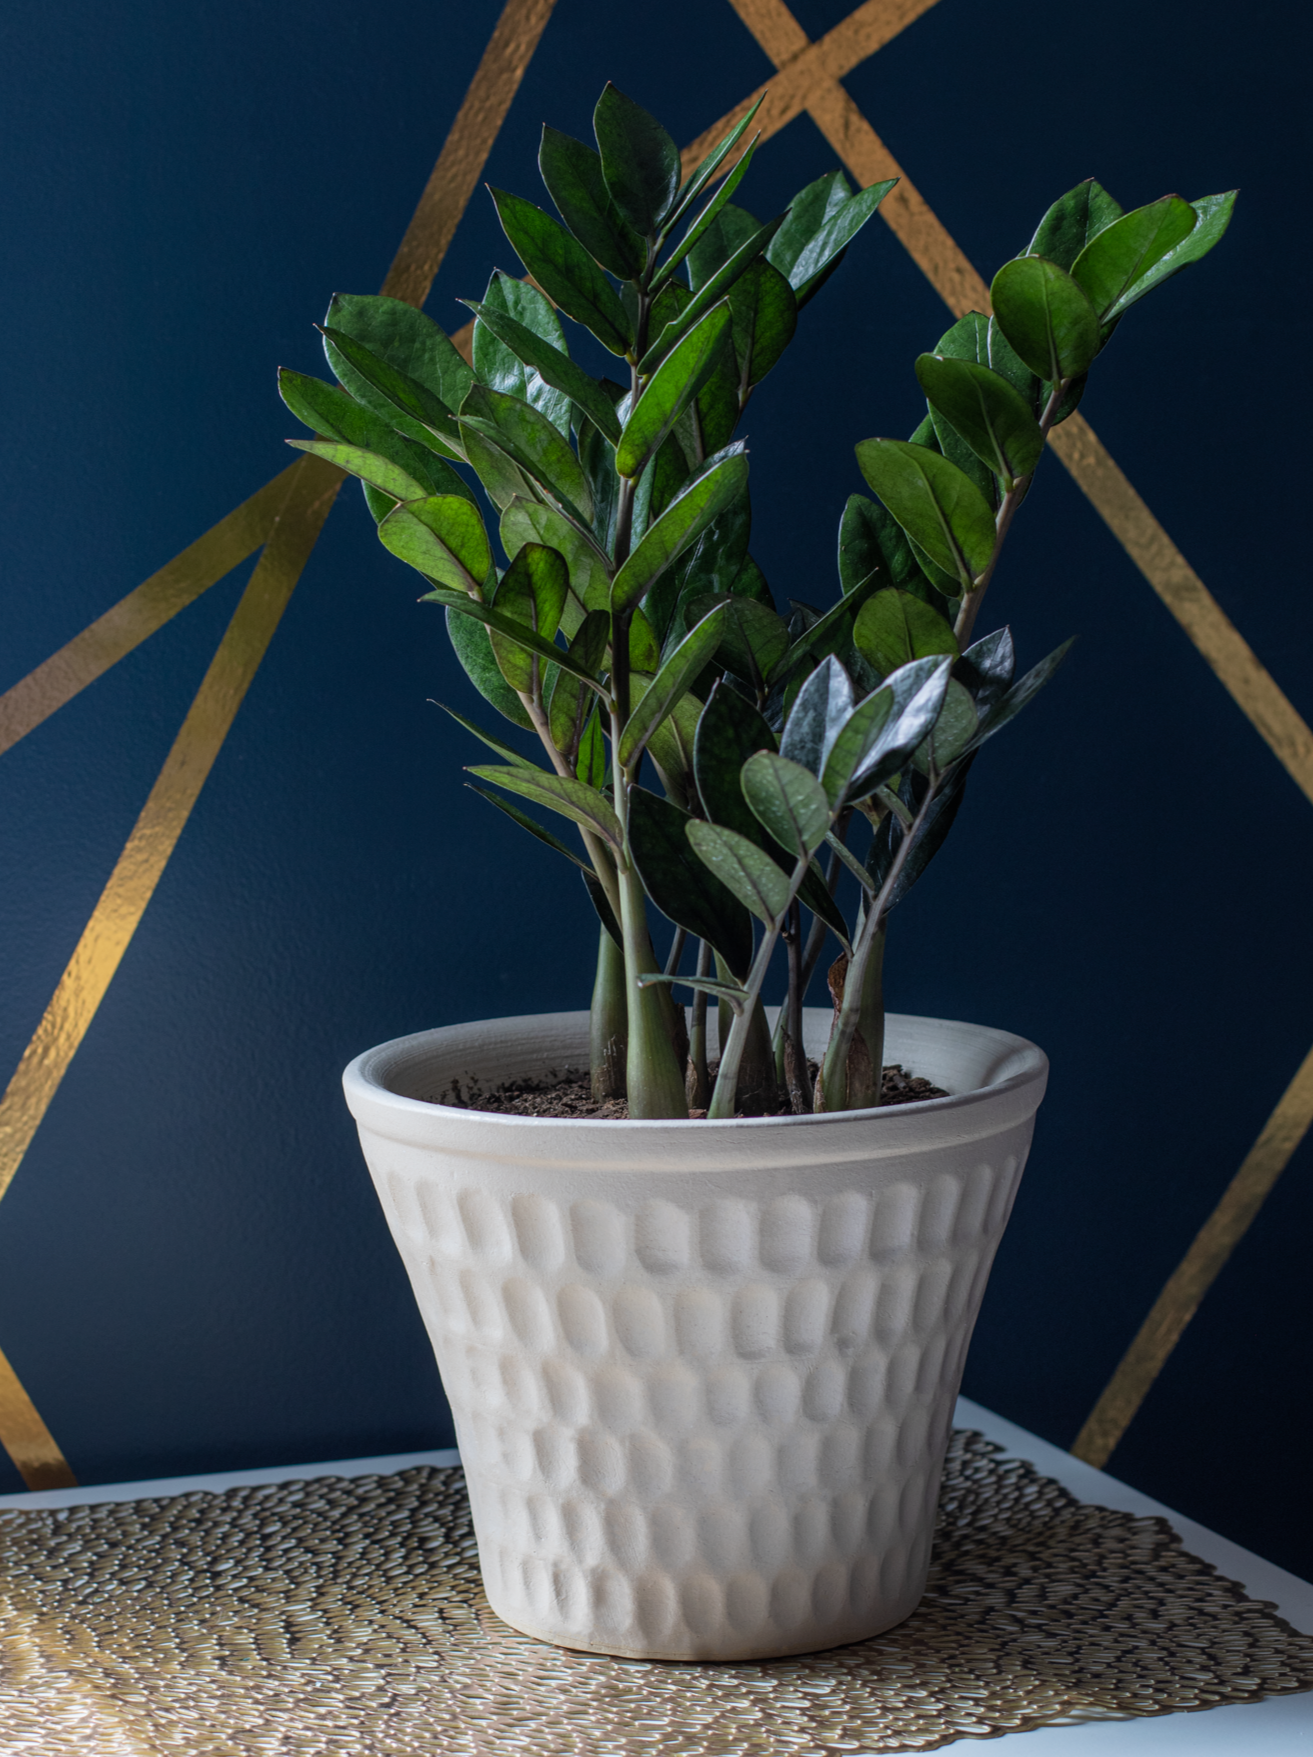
[3, 0, 1310, 1575]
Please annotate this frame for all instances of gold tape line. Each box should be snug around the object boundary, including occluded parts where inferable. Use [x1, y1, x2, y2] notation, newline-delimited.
[0, 0, 559, 1489]
[0, 465, 296, 757]
[727, 0, 1313, 1456]
[0, 1343, 77, 1490]
[1073, 1042, 1313, 1467]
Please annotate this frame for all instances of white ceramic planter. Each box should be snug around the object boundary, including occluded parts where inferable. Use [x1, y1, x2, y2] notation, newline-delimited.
[343, 1007, 1047, 1662]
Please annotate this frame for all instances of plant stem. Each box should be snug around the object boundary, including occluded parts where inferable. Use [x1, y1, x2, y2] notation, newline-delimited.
[955, 375, 1070, 648]
[664, 925, 687, 976]
[708, 854, 809, 1119]
[589, 924, 626, 1100]
[686, 939, 711, 1109]
[817, 781, 938, 1112]
[782, 898, 811, 1114]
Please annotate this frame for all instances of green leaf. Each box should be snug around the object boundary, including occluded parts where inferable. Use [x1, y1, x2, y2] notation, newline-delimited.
[687, 592, 789, 690]
[854, 439, 996, 590]
[772, 567, 884, 689]
[446, 607, 532, 730]
[740, 751, 831, 858]
[459, 424, 534, 512]
[989, 257, 1100, 384]
[470, 271, 572, 434]
[779, 654, 854, 776]
[837, 494, 893, 596]
[619, 602, 729, 767]
[933, 311, 1041, 423]
[819, 689, 893, 808]
[547, 609, 609, 756]
[1070, 196, 1198, 323]
[778, 179, 895, 303]
[629, 606, 661, 671]
[645, 690, 703, 797]
[965, 639, 1073, 752]
[612, 447, 750, 612]
[640, 213, 785, 373]
[956, 625, 1015, 709]
[686, 820, 791, 925]
[502, 497, 613, 612]
[687, 202, 761, 292]
[765, 171, 850, 282]
[437, 703, 537, 767]
[308, 336, 464, 461]
[459, 384, 593, 524]
[663, 95, 765, 234]
[637, 970, 747, 1009]
[467, 763, 622, 849]
[490, 188, 631, 356]
[848, 656, 953, 796]
[627, 787, 754, 977]
[322, 292, 473, 425]
[425, 588, 605, 693]
[913, 676, 977, 771]
[489, 542, 570, 692]
[461, 299, 622, 443]
[466, 781, 591, 871]
[539, 125, 644, 278]
[616, 305, 733, 479]
[647, 485, 751, 644]
[594, 82, 681, 236]
[725, 258, 797, 389]
[278, 370, 469, 491]
[1026, 179, 1124, 271]
[575, 705, 608, 788]
[914, 354, 1045, 486]
[1098, 191, 1235, 311]
[378, 494, 492, 593]
[657, 132, 761, 284]
[287, 439, 430, 504]
[854, 587, 959, 680]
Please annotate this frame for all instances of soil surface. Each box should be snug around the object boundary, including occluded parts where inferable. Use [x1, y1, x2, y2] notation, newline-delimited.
[441, 1063, 947, 1119]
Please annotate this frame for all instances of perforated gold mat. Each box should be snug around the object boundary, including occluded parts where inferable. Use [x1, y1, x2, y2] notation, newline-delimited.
[1, 1430, 1309, 1755]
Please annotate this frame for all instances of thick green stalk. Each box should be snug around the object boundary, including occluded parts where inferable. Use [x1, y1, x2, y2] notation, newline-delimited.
[686, 939, 711, 1109]
[616, 853, 687, 1117]
[816, 926, 885, 1111]
[782, 898, 812, 1113]
[708, 856, 808, 1119]
[589, 925, 627, 1099]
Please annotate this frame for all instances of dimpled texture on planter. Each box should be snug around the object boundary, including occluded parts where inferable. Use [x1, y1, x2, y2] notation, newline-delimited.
[344, 1009, 1047, 1661]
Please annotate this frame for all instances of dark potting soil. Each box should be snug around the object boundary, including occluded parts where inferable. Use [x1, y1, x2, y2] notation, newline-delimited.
[441, 1063, 947, 1119]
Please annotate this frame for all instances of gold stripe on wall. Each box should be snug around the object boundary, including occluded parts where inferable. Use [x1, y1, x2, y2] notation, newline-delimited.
[0, 464, 295, 757]
[0, 0, 560, 1487]
[1073, 1042, 1313, 1467]
[0, 1345, 77, 1490]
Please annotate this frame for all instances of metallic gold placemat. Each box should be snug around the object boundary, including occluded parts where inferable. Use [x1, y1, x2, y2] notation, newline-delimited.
[1, 1430, 1309, 1755]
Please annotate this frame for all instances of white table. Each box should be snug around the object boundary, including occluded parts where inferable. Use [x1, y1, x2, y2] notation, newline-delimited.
[3, 1397, 1309, 1753]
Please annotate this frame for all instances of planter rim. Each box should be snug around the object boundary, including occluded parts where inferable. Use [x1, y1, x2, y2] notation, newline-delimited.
[343, 1009, 1047, 1170]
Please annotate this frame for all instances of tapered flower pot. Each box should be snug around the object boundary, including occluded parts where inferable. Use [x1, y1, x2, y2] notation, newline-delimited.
[343, 1007, 1047, 1662]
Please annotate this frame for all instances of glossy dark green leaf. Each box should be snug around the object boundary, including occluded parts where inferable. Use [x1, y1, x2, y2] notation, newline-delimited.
[726, 258, 797, 388]
[641, 213, 785, 373]
[780, 178, 895, 304]
[322, 292, 472, 424]
[490, 188, 631, 356]
[854, 588, 958, 680]
[501, 497, 612, 612]
[849, 656, 952, 796]
[629, 606, 661, 672]
[1100, 191, 1235, 310]
[617, 306, 733, 479]
[964, 639, 1072, 752]
[837, 494, 892, 596]
[771, 568, 883, 692]
[577, 403, 623, 550]
[647, 485, 751, 645]
[955, 625, 1015, 709]
[547, 609, 609, 755]
[288, 439, 430, 504]
[466, 781, 591, 871]
[687, 819, 791, 925]
[489, 542, 571, 692]
[438, 703, 536, 767]
[741, 752, 831, 858]
[658, 134, 760, 287]
[462, 299, 622, 444]
[687, 202, 760, 293]
[937, 311, 1041, 422]
[914, 355, 1045, 485]
[989, 257, 1100, 384]
[630, 432, 692, 542]
[687, 593, 789, 690]
[310, 334, 464, 460]
[985, 317, 1040, 408]
[779, 655, 855, 776]
[1026, 179, 1124, 271]
[684, 346, 741, 458]
[539, 124, 644, 278]
[459, 384, 593, 524]
[446, 607, 533, 729]
[279, 370, 468, 488]
[765, 171, 849, 282]
[594, 82, 681, 236]
[611, 447, 749, 612]
[663, 95, 765, 234]
[575, 705, 608, 788]
[1071, 196, 1197, 323]
[467, 763, 622, 848]
[912, 676, 977, 772]
[867, 757, 974, 909]
[470, 271, 572, 434]
[378, 493, 491, 592]
[459, 423, 535, 512]
[425, 588, 604, 692]
[645, 691, 702, 799]
[819, 688, 893, 808]
[627, 787, 754, 977]
[619, 603, 730, 767]
[854, 439, 996, 590]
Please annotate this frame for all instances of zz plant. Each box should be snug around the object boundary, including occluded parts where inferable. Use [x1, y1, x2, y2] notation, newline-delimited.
[279, 84, 1232, 1121]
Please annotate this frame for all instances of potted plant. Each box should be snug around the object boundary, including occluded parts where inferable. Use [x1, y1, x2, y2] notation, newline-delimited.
[284, 84, 1233, 1660]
